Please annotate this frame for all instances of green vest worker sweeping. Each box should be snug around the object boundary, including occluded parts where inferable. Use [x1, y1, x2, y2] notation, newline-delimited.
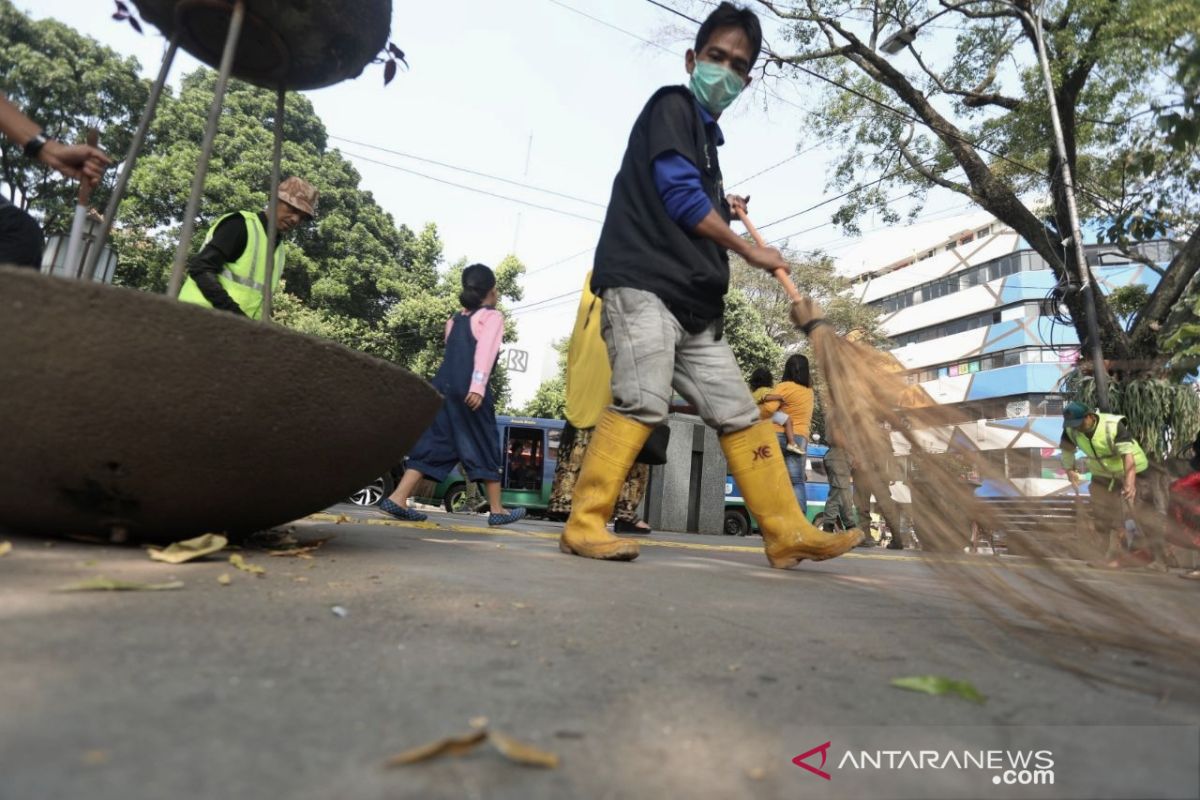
[178, 176, 318, 319]
[559, 2, 860, 567]
[1059, 401, 1165, 568]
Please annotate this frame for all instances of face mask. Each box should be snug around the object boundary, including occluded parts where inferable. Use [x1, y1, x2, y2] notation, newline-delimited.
[689, 60, 746, 115]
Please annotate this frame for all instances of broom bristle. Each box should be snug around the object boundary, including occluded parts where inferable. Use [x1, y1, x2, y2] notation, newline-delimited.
[810, 327, 1199, 688]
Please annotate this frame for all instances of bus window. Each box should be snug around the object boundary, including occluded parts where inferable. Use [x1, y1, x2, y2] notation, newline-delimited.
[504, 427, 545, 491]
[807, 456, 829, 484]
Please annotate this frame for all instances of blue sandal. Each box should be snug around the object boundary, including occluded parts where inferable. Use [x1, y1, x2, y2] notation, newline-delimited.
[488, 507, 527, 527]
[379, 498, 428, 522]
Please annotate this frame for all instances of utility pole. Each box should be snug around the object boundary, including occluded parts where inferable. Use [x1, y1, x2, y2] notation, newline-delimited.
[512, 132, 533, 253]
[1026, 3, 1110, 410]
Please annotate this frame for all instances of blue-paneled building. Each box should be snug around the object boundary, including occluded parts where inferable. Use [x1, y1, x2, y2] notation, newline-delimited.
[840, 211, 1174, 497]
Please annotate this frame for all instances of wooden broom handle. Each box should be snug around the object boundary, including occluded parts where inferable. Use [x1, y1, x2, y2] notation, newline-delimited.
[76, 129, 100, 206]
[733, 207, 804, 303]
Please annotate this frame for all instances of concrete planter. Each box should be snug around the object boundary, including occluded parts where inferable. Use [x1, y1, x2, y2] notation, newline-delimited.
[0, 268, 438, 542]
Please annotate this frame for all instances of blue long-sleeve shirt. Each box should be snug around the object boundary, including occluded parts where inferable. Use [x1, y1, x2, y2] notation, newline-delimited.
[652, 100, 724, 230]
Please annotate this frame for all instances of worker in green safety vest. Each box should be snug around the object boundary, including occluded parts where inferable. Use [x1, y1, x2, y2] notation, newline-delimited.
[1059, 401, 1167, 570]
[178, 176, 318, 319]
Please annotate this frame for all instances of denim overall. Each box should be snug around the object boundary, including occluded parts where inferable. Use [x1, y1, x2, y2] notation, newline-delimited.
[405, 309, 503, 483]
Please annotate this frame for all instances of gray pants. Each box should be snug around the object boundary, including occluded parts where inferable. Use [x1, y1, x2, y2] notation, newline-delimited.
[601, 287, 759, 435]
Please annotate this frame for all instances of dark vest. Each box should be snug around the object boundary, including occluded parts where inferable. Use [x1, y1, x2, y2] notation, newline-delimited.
[592, 86, 729, 331]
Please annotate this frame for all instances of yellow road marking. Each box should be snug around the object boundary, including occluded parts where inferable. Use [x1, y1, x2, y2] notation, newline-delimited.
[304, 513, 932, 561]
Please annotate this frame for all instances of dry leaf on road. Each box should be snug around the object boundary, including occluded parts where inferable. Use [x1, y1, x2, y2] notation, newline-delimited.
[147, 533, 228, 564]
[266, 537, 333, 559]
[56, 577, 184, 592]
[385, 727, 558, 769]
[229, 553, 265, 576]
[217, 573, 232, 586]
[0, 541, 12, 557]
[490, 730, 560, 768]
[385, 729, 487, 766]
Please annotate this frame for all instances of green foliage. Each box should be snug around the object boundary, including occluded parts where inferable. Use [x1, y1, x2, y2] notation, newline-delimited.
[0, 0, 147, 229]
[723, 286, 786, 380]
[1107, 284, 1149, 323]
[730, 249, 885, 352]
[1065, 373, 1200, 460]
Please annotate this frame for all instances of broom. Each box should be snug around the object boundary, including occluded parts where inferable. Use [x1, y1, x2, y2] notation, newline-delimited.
[734, 208, 1199, 688]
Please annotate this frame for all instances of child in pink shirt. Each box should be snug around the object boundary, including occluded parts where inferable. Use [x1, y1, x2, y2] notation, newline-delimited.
[379, 264, 525, 526]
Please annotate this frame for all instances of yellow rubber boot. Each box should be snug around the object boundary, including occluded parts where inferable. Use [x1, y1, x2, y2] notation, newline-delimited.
[560, 410, 650, 561]
[721, 421, 861, 568]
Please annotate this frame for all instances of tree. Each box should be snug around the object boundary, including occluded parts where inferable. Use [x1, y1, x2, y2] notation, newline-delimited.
[756, 0, 1199, 365]
[730, 250, 886, 352]
[98, 67, 521, 378]
[0, 0, 147, 230]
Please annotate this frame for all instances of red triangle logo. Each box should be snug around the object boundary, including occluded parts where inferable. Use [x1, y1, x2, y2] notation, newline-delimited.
[792, 741, 832, 780]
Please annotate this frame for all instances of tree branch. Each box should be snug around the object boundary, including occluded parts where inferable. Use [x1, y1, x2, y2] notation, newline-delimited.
[1130, 226, 1200, 348]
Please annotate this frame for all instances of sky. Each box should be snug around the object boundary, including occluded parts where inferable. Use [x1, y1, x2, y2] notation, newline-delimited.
[30, 0, 975, 405]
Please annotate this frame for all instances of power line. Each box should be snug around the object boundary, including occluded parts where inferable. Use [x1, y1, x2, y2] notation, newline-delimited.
[525, 245, 597, 276]
[727, 140, 824, 188]
[338, 149, 604, 224]
[329, 133, 606, 208]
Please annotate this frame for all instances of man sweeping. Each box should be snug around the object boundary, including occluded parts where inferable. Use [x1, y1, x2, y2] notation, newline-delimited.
[178, 176, 317, 319]
[560, 2, 860, 566]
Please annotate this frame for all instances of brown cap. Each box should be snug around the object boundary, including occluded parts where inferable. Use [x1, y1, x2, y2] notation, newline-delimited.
[277, 176, 318, 218]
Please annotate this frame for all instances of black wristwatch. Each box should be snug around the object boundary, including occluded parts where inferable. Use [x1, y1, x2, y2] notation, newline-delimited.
[23, 133, 47, 160]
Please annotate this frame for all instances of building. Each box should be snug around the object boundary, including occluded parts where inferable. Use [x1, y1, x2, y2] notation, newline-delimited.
[839, 210, 1172, 498]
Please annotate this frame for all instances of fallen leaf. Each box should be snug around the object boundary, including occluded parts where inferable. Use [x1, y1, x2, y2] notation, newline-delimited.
[266, 537, 333, 559]
[490, 730, 560, 769]
[385, 729, 487, 766]
[511, 602, 527, 609]
[0, 541, 11, 557]
[746, 766, 766, 781]
[81, 749, 110, 766]
[469, 716, 489, 729]
[56, 577, 184, 592]
[890, 675, 985, 704]
[217, 573, 232, 586]
[229, 553, 265, 576]
[147, 533, 227, 564]
[293, 576, 309, 583]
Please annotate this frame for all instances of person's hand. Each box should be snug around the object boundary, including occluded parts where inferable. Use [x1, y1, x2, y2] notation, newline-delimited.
[744, 243, 788, 274]
[1066, 469, 1081, 487]
[38, 140, 111, 185]
[465, 391, 483, 411]
[727, 194, 750, 217]
[1122, 481, 1136, 502]
[790, 295, 826, 331]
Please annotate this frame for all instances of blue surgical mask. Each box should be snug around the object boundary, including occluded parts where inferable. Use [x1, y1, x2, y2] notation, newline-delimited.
[689, 60, 746, 115]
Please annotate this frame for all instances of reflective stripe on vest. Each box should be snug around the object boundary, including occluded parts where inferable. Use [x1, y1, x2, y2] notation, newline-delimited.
[1068, 412, 1148, 479]
[178, 211, 283, 319]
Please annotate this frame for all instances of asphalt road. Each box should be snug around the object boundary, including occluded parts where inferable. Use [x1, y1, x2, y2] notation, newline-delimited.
[2, 505, 1197, 800]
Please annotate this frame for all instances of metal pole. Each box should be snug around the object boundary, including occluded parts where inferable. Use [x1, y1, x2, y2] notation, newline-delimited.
[83, 34, 180, 281]
[63, 129, 100, 278]
[1027, 4, 1110, 410]
[166, 0, 247, 297]
[261, 87, 285, 321]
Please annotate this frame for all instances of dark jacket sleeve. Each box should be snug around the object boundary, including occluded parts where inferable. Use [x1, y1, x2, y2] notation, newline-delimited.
[186, 214, 250, 315]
